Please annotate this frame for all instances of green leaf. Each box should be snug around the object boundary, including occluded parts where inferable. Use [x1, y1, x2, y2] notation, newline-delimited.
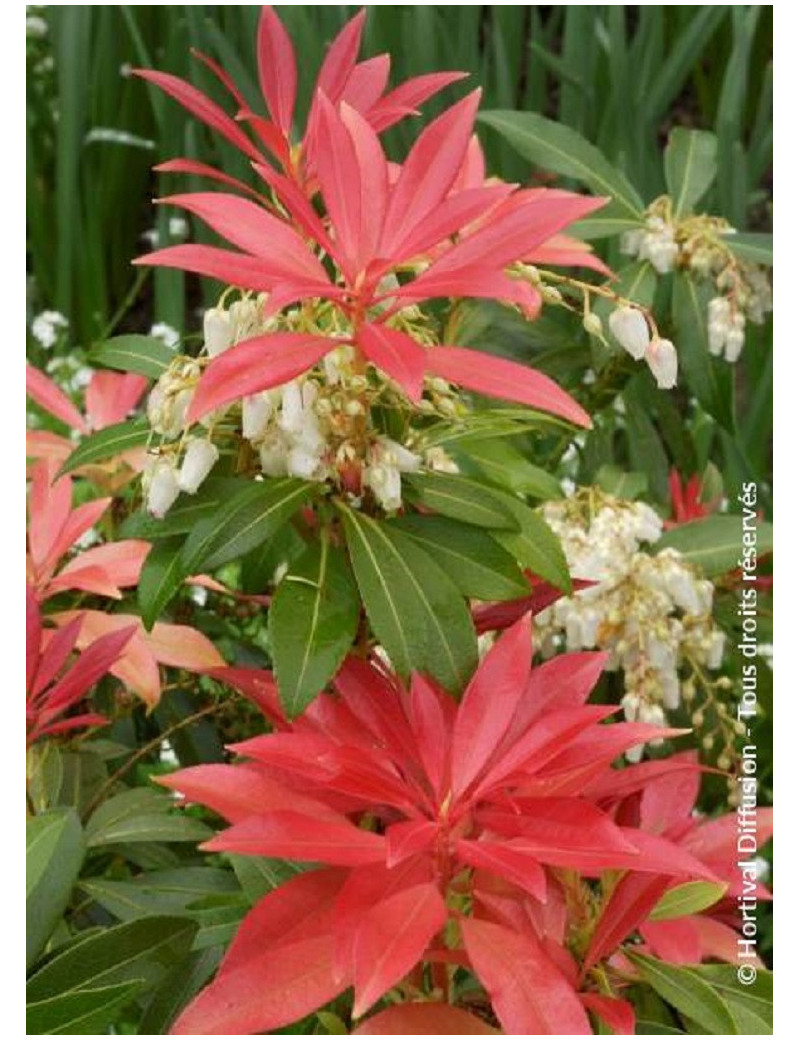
[139, 948, 220, 1035]
[138, 537, 187, 629]
[85, 787, 211, 848]
[26, 809, 85, 970]
[671, 272, 734, 430]
[457, 439, 563, 499]
[725, 232, 773, 267]
[90, 333, 173, 378]
[182, 478, 313, 573]
[27, 916, 197, 1001]
[479, 109, 644, 220]
[692, 966, 772, 1034]
[58, 417, 150, 476]
[655, 515, 772, 577]
[403, 472, 520, 529]
[627, 952, 738, 1034]
[649, 880, 728, 920]
[595, 464, 647, 500]
[268, 540, 360, 718]
[392, 515, 530, 601]
[493, 498, 571, 591]
[119, 478, 244, 539]
[635, 1022, 686, 1035]
[230, 855, 308, 905]
[664, 128, 718, 217]
[341, 506, 477, 693]
[27, 979, 145, 1035]
[80, 867, 239, 922]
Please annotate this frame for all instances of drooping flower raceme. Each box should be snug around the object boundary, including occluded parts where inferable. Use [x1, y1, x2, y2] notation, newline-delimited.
[535, 490, 725, 758]
[160, 615, 722, 1035]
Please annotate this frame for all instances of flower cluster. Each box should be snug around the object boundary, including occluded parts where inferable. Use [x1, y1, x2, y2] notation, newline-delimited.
[143, 295, 463, 517]
[622, 196, 772, 363]
[535, 490, 726, 759]
[30, 309, 68, 350]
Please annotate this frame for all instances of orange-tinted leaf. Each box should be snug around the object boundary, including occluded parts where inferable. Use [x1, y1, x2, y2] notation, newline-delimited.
[353, 1002, 497, 1034]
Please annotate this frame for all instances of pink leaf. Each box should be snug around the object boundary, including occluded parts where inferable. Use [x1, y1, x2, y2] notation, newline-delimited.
[85, 371, 148, 430]
[341, 54, 390, 114]
[26, 365, 87, 433]
[187, 333, 336, 421]
[358, 323, 425, 400]
[640, 917, 703, 965]
[316, 8, 366, 103]
[256, 6, 297, 134]
[155, 157, 267, 203]
[426, 346, 591, 428]
[461, 917, 591, 1034]
[135, 68, 263, 162]
[369, 71, 469, 132]
[380, 91, 481, 254]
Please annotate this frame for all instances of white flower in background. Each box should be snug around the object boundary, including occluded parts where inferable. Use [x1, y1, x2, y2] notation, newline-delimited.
[141, 228, 159, 248]
[203, 307, 233, 357]
[26, 15, 48, 37]
[645, 338, 678, 389]
[259, 430, 291, 477]
[178, 438, 219, 494]
[144, 458, 180, 518]
[150, 322, 180, 349]
[707, 296, 746, 363]
[242, 392, 275, 440]
[609, 306, 650, 360]
[622, 217, 679, 274]
[536, 491, 725, 750]
[424, 447, 459, 474]
[31, 310, 68, 349]
[168, 216, 189, 239]
[189, 585, 208, 607]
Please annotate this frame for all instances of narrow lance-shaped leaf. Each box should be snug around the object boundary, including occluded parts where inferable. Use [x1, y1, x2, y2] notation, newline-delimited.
[26, 809, 85, 970]
[626, 951, 738, 1034]
[403, 471, 521, 529]
[182, 478, 313, 573]
[138, 536, 189, 630]
[59, 418, 150, 476]
[341, 506, 477, 692]
[664, 127, 718, 217]
[90, 334, 174, 378]
[268, 540, 360, 718]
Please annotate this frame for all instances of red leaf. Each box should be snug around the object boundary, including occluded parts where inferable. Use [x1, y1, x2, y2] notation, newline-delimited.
[41, 625, 136, 722]
[426, 346, 591, 427]
[256, 6, 296, 134]
[339, 103, 390, 272]
[353, 1002, 497, 1034]
[381, 91, 481, 255]
[135, 68, 263, 162]
[85, 371, 148, 430]
[187, 333, 336, 421]
[341, 55, 390, 113]
[171, 934, 342, 1035]
[473, 575, 594, 634]
[450, 615, 532, 800]
[580, 994, 636, 1035]
[584, 873, 672, 970]
[461, 917, 591, 1034]
[26, 364, 87, 433]
[456, 839, 547, 901]
[352, 882, 447, 1017]
[203, 810, 387, 865]
[157, 764, 340, 824]
[386, 819, 437, 867]
[26, 587, 42, 693]
[155, 157, 267, 203]
[222, 868, 347, 974]
[134, 243, 293, 291]
[207, 666, 287, 728]
[358, 323, 425, 400]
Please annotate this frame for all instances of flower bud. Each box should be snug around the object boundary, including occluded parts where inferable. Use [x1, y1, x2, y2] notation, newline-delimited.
[203, 308, 233, 357]
[583, 312, 604, 338]
[609, 306, 649, 360]
[242, 393, 273, 440]
[645, 338, 678, 389]
[178, 438, 219, 494]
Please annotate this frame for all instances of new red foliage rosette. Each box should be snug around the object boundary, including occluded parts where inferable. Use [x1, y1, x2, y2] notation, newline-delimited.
[158, 615, 749, 1035]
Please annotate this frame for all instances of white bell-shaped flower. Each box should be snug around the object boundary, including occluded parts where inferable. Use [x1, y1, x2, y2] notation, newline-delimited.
[242, 393, 274, 441]
[609, 306, 649, 360]
[365, 463, 402, 512]
[178, 439, 219, 494]
[203, 308, 233, 357]
[146, 461, 180, 518]
[645, 338, 678, 389]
